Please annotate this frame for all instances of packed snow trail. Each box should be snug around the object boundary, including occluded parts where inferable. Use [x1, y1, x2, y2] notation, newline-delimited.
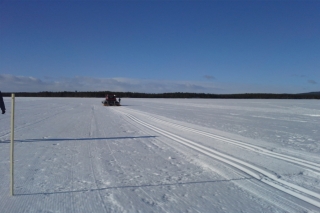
[0, 98, 319, 213]
[115, 109, 320, 208]
[116, 107, 320, 173]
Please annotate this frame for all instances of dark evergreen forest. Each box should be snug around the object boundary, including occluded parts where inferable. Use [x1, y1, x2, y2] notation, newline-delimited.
[2, 91, 320, 99]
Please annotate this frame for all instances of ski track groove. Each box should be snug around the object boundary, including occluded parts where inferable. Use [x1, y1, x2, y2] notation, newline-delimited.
[231, 169, 310, 213]
[119, 108, 320, 172]
[113, 108, 320, 209]
[70, 128, 76, 213]
[89, 106, 109, 213]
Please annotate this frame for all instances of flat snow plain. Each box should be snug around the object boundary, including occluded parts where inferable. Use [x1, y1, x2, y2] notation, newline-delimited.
[0, 98, 320, 213]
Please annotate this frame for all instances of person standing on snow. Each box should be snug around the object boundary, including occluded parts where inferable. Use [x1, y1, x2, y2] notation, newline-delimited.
[0, 91, 5, 114]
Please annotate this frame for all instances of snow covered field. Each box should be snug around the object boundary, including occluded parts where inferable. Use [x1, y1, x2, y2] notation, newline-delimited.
[0, 97, 320, 213]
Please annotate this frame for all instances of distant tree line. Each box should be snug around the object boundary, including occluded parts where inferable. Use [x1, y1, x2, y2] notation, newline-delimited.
[1, 91, 320, 99]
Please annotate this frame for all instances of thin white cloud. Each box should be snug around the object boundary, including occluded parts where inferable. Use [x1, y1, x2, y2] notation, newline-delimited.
[0, 74, 223, 93]
[0, 74, 48, 92]
[0, 74, 308, 94]
[204, 75, 215, 80]
[308, 80, 317, 85]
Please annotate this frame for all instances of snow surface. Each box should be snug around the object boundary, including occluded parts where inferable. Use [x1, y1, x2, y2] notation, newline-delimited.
[0, 98, 320, 213]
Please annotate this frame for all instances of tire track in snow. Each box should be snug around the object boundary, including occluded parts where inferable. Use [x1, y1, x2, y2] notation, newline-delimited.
[117, 108, 320, 173]
[116, 110, 320, 209]
[88, 106, 109, 212]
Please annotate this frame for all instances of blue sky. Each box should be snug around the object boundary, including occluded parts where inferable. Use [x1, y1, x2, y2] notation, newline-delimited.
[1, 0, 319, 93]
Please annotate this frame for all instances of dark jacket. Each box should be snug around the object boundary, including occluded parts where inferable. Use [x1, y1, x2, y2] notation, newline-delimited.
[0, 91, 5, 114]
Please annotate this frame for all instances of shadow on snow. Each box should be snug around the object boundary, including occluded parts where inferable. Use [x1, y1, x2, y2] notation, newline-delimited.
[15, 177, 253, 196]
[1, 136, 157, 143]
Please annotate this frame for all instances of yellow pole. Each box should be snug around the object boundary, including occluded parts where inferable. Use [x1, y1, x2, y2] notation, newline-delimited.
[10, 94, 15, 196]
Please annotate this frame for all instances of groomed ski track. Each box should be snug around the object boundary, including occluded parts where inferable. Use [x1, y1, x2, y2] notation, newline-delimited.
[116, 107, 320, 173]
[113, 106, 320, 211]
